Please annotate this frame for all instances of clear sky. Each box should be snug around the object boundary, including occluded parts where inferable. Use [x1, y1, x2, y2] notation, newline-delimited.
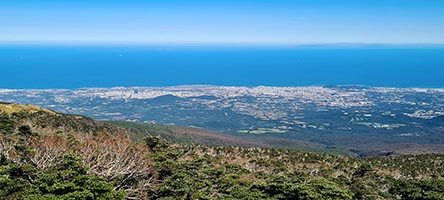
[1, 0, 443, 45]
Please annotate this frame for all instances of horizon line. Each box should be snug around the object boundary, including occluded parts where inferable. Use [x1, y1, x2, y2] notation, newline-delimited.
[1, 41, 444, 48]
[2, 84, 444, 91]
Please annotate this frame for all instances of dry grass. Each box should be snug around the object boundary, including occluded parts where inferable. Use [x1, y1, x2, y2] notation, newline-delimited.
[0, 103, 57, 115]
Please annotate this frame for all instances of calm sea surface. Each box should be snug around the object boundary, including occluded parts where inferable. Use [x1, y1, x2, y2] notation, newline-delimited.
[0, 45, 443, 89]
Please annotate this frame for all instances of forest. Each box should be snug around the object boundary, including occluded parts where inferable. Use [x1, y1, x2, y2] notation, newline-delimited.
[0, 103, 443, 199]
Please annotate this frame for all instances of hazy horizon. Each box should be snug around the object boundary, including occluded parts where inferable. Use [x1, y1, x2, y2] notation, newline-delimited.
[2, 42, 444, 47]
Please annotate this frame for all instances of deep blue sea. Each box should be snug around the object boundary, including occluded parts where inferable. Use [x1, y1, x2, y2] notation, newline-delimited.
[0, 45, 443, 89]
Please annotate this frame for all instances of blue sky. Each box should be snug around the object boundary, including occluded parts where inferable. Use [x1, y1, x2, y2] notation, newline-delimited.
[1, 0, 443, 45]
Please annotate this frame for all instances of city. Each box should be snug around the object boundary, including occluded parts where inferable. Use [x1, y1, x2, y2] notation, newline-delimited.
[1, 85, 444, 155]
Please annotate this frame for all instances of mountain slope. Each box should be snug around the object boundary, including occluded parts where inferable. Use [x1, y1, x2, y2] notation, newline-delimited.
[0, 102, 125, 135]
[0, 102, 153, 199]
[1, 102, 444, 199]
[108, 121, 325, 151]
[0, 102, 323, 151]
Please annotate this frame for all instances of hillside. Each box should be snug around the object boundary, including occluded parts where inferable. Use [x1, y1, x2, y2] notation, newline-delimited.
[108, 121, 325, 152]
[1, 103, 444, 199]
[0, 102, 57, 115]
[0, 102, 125, 135]
[0, 102, 323, 152]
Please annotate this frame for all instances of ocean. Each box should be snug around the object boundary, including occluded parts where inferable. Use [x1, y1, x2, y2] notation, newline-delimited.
[0, 45, 443, 89]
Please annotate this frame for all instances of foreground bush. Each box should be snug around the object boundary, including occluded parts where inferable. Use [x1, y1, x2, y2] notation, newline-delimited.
[0, 155, 125, 199]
